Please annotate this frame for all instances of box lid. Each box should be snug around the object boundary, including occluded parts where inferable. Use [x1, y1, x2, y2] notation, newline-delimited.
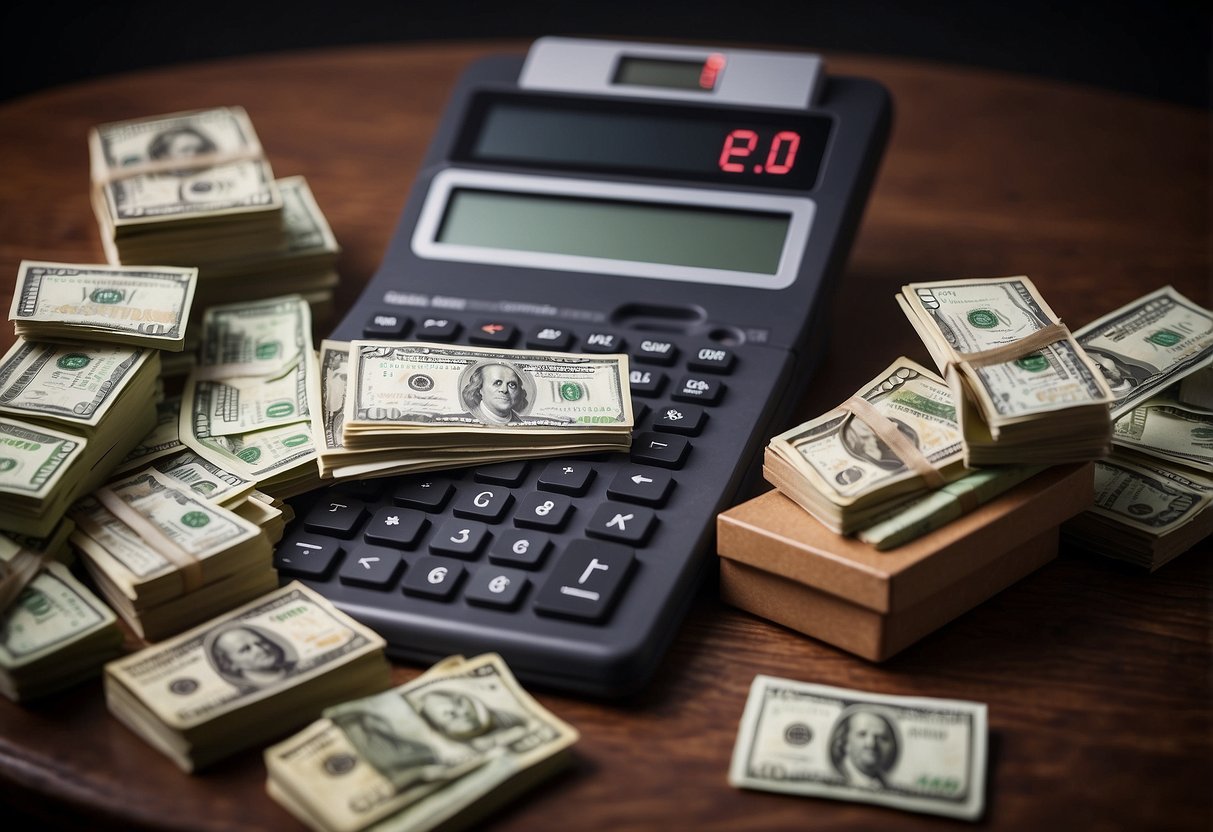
[716, 463, 1093, 614]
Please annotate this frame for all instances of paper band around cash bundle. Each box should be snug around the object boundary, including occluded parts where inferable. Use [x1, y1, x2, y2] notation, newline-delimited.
[840, 396, 946, 490]
[949, 322, 1070, 371]
[90, 146, 266, 185]
[95, 487, 206, 594]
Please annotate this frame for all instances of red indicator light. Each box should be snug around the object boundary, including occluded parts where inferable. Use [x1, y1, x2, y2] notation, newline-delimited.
[699, 53, 726, 90]
[753, 165, 763, 173]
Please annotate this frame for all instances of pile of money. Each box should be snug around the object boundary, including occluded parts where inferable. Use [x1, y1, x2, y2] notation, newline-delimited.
[317, 341, 632, 482]
[88, 108, 339, 331]
[1, 560, 125, 702]
[764, 358, 969, 534]
[265, 652, 578, 832]
[1061, 287, 1213, 570]
[105, 581, 391, 773]
[729, 674, 988, 821]
[70, 467, 281, 640]
[0, 338, 160, 537]
[179, 295, 322, 498]
[897, 276, 1113, 465]
[113, 395, 185, 476]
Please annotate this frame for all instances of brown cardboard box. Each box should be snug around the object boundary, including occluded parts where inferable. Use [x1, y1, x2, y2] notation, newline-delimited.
[717, 463, 1094, 661]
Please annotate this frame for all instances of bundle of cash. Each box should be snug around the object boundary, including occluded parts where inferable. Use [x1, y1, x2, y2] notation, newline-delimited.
[1062, 456, 1213, 571]
[265, 652, 578, 832]
[765, 358, 969, 534]
[89, 109, 340, 323]
[897, 276, 1113, 465]
[105, 581, 391, 772]
[317, 341, 632, 481]
[70, 467, 280, 640]
[0, 338, 159, 537]
[1, 561, 125, 702]
[9, 261, 197, 350]
[729, 674, 988, 821]
[179, 295, 322, 498]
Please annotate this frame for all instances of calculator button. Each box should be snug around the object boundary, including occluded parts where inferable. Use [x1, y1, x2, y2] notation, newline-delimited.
[469, 321, 518, 347]
[687, 346, 736, 374]
[489, 530, 552, 569]
[514, 492, 573, 531]
[465, 567, 529, 610]
[673, 376, 725, 405]
[393, 477, 454, 512]
[652, 404, 706, 436]
[634, 339, 679, 366]
[537, 461, 595, 496]
[415, 318, 461, 341]
[274, 533, 342, 579]
[630, 433, 690, 469]
[334, 478, 387, 501]
[629, 369, 667, 398]
[474, 461, 530, 487]
[585, 503, 657, 546]
[452, 486, 513, 522]
[338, 547, 404, 588]
[304, 498, 367, 539]
[526, 325, 573, 351]
[607, 467, 675, 507]
[534, 539, 635, 623]
[402, 557, 464, 599]
[363, 507, 428, 549]
[582, 332, 625, 353]
[362, 312, 410, 339]
[429, 520, 490, 560]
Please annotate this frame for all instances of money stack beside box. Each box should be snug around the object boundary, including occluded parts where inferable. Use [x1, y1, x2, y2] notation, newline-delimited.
[717, 463, 1094, 661]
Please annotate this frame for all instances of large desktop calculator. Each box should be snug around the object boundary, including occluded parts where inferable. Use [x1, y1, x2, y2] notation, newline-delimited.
[277, 38, 890, 696]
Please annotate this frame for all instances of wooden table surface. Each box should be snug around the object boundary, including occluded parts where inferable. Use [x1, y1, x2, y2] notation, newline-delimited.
[0, 41, 1209, 831]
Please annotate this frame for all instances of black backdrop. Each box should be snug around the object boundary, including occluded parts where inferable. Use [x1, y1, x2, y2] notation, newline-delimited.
[3, 0, 1209, 107]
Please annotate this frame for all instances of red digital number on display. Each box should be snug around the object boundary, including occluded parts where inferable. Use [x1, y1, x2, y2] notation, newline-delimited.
[718, 129, 801, 175]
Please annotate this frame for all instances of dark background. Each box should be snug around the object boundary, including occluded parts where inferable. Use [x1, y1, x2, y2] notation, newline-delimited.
[2, 0, 1209, 107]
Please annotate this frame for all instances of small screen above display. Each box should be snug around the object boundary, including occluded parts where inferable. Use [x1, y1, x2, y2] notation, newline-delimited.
[454, 93, 831, 191]
[437, 188, 790, 275]
[612, 55, 722, 91]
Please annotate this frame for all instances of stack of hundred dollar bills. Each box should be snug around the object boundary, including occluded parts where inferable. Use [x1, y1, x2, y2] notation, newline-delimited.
[765, 357, 1038, 548]
[179, 295, 322, 498]
[1062, 287, 1213, 570]
[105, 582, 391, 773]
[265, 652, 578, 832]
[314, 341, 632, 482]
[897, 276, 1114, 465]
[70, 467, 283, 641]
[89, 108, 340, 353]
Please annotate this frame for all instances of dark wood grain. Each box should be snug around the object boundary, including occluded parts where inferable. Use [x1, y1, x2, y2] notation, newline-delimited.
[0, 42, 1208, 832]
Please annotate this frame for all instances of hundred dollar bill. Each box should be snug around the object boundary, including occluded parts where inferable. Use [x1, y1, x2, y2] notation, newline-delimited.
[96, 158, 282, 229]
[89, 106, 265, 183]
[1, 561, 124, 701]
[10, 261, 198, 350]
[1075, 286, 1213, 419]
[196, 295, 311, 380]
[768, 358, 966, 512]
[315, 340, 349, 455]
[729, 675, 988, 821]
[265, 652, 578, 832]
[114, 396, 183, 475]
[898, 277, 1113, 425]
[104, 582, 390, 772]
[150, 450, 257, 506]
[0, 339, 154, 429]
[0, 416, 86, 503]
[1086, 456, 1212, 536]
[1112, 398, 1213, 472]
[200, 359, 313, 436]
[345, 341, 631, 435]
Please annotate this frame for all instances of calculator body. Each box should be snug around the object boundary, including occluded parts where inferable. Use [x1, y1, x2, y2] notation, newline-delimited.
[279, 39, 890, 696]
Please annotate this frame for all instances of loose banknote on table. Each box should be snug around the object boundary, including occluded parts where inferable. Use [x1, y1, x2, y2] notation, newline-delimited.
[265, 652, 578, 832]
[105, 581, 391, 772]
[730, 674, 988, 821]
[897, 276, 1113, 465]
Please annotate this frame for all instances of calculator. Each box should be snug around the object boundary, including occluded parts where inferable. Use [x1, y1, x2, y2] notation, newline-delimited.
[277, 38, 890, 696]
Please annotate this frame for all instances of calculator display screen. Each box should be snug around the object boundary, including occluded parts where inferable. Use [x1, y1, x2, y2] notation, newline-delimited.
[437, 188, 790, 274]
[455, 93, 831, 191]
